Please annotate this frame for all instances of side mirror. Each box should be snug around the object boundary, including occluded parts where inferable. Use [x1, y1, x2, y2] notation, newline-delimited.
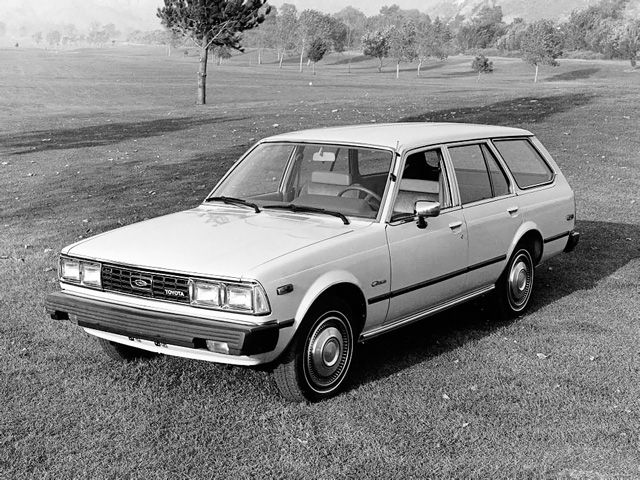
[415, 200, 440, 229]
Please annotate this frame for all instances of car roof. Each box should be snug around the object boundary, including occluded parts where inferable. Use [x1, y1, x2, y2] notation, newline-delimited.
[262, 122, 532, 153]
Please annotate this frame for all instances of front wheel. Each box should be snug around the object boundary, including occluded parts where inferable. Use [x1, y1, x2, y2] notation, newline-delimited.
[273, 298, 355, 402]
[496, 247, 535, 317]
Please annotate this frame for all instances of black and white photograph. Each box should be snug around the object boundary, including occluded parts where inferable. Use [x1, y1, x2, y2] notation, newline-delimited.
[1, 0, 639, 478]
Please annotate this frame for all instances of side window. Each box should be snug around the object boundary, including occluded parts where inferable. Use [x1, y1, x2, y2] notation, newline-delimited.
[482, 144, 510, 197]
[492, 138, 554, 188]
[393, 148, 451, 218]
[448, 144, 492, 204]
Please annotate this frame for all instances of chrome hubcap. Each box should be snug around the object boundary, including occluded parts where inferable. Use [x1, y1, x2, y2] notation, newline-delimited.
[310, 327, 343, 377]
[508, 252, 532, 310]
[304, 313, 353, 393]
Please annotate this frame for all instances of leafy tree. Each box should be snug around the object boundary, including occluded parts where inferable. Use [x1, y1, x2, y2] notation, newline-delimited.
[32, 31, 43, 45]
[46, 30, 61, 47]
[307, 37, 329, 74]
[245, 5, 276, 64]
[274, 3, 298, 68]
[521, 20, 562, 82]
[389, 21, 417, 79]
[333, 6, 366, 50]
[496, 18, 527, 52]
[296, 10, 346, 72]
[456, 5, 505, 50]
[612, 19, 640, 67]
[362, 28, 392, 72]
[471, 54, 493, 82]
[158, 0, 270, 104]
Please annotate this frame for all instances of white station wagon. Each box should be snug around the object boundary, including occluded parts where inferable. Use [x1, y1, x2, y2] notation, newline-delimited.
[46, 123, 579, 401]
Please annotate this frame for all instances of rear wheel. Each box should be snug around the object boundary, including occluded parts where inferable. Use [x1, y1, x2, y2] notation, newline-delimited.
[496, 247, 535, 317]
[98, 338, 157, 362]
[273, 298, 355, 402]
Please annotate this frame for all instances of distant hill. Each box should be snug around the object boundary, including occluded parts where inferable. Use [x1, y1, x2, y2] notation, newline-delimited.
[429, 0, 601, 21]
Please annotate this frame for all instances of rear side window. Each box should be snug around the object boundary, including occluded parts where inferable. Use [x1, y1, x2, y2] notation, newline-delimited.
[448, 144, 493, 204]
[493, 139, 554, 188]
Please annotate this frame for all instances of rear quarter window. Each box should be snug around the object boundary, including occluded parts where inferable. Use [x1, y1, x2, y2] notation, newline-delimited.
[492, 138, 554, 189]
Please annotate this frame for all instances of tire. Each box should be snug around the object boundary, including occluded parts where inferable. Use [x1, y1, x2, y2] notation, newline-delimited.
[273, 297, 355, 402]
[98, 338, 157, 362]
[495, 246, 535, 318]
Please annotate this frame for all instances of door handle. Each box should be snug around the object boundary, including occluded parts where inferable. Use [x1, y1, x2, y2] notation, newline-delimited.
[507, 206, 519, 214]
[449, 221, 463, 230]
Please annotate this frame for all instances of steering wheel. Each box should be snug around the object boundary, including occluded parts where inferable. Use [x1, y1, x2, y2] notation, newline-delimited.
[338, 186, 382, 209]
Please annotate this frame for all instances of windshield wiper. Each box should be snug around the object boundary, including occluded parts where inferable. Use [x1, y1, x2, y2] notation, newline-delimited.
[204, 196, 260, 213]
[263, 204, 350, 225]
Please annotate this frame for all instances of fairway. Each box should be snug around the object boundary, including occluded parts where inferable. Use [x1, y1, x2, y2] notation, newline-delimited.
[1, 46, 639, 478]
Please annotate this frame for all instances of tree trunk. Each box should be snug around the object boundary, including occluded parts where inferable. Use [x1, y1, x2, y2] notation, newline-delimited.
[417, 59, 422, 77]
[477, 70, 481, 83]
[279, 50, 284, 69]
[630, 55, 637, 68]
[534, 64, 538, 83]
[348, 57, 351, 74]
[396, 61, 399, 79]
[312, 62, 316, 75]
[197, 45, 208, 105]
[258, 48, 262, 65]
[299, 40, 304, 73]
[377, 57, 382, 73]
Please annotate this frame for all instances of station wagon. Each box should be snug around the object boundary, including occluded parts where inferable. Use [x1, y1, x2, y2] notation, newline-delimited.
[46, 123, 579, 401]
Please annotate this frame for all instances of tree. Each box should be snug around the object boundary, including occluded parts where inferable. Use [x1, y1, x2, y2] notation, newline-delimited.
[496, 18, 527, 52]
[333, 6, 366, 50]
[274, 3, 298, 68]
[612, 19, 640, 67]
[297, 10, 342, 72]
[389, 21, 417, 79]
[471, 54, 493, 82]
[32, 31, 43, 45]
[158, 0, 270, 105]
[521, 20, 562, 82]
[46, 30, 61, 48]
[362, 28, 392, 72]
[307, 38, 329, 74]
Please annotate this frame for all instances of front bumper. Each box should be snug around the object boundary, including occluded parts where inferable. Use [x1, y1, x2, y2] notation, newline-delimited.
[45, 291, 293, 356]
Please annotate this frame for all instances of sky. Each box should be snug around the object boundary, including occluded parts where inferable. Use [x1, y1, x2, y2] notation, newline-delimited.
[0, 0, 442, 37]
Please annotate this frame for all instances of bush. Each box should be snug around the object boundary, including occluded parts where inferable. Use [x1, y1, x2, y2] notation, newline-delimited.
[472, 54, 494, 73]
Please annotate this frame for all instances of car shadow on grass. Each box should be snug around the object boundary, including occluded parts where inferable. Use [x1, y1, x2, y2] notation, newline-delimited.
[399, 92, 595, 125]
[349, 219, 639, 391]
[0, 115, 247, 155]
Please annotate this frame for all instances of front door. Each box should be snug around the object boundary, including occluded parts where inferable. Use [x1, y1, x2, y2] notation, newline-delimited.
[383, 147, 469, 323]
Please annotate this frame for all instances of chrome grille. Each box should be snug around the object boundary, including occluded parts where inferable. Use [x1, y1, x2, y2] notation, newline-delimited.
[102, 265, 190, 304]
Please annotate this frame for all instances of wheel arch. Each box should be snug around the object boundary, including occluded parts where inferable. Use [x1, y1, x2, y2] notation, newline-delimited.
[509, 222, 544, 265]
[293, 271, 367, 337]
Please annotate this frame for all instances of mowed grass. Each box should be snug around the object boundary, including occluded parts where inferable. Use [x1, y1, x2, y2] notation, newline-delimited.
[1, 46, 639, 479]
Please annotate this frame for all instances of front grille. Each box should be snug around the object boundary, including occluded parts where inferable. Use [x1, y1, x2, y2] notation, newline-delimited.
[102, 265, 190, 304]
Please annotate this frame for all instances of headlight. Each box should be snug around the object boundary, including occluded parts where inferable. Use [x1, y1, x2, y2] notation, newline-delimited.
[59, 257, 102, 289]
[190, 280, 270, 315]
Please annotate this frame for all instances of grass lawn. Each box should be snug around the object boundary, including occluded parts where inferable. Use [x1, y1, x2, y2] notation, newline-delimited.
[1, 46, 638, 479]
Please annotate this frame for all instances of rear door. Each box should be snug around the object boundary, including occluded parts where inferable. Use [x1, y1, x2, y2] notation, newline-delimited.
[446, 141, 521, 291]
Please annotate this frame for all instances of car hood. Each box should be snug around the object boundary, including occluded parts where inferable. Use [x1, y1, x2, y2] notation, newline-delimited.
[65, 205, 360, 279]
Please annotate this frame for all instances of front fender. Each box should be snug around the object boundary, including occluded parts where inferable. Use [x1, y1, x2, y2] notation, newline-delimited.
[293, 270, 364, 329]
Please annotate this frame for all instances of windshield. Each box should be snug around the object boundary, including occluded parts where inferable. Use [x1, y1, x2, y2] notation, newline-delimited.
[209, 142, 394, 219]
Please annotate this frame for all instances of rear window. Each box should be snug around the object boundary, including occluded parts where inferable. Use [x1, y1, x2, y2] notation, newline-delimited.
[493, 138, 554, 189]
